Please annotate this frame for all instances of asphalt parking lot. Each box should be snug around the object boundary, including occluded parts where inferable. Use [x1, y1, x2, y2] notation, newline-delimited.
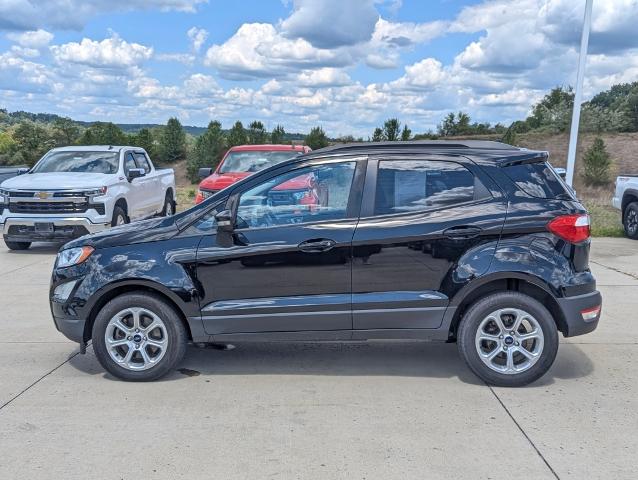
[0, 237, 636, 479]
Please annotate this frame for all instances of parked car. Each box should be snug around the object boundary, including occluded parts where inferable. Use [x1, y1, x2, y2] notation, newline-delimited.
[50, 140, 601, 386]
[195, 144, 311, 204]
[0, 146, 176, 250]
[0, 165, 28, 184]
[612, 175, 638, 239]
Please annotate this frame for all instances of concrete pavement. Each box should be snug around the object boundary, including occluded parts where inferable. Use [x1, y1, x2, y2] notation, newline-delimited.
[0, 238, 636, 479]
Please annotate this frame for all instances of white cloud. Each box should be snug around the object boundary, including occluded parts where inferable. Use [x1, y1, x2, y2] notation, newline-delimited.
[281, 0, 379, 48]
[155, 53, 195, 64]
[6, 29, 53, 48]
[391, 58, 446, 90]
[0, 0, 207, 31]
[297, 68, 351, 87]
[187, 26, 208, 52]
[51, 34, 153, 69]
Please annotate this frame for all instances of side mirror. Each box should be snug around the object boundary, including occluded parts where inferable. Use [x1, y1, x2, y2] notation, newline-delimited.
[554, 167, 567, 179]
[128, 168, 145, 182]
[17, 167, 29, 175]
[215, 209, 234, 233]
[198, 168, 214, 179]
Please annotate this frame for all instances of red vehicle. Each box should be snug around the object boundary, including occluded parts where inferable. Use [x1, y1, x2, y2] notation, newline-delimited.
[195, 144, 311, 204]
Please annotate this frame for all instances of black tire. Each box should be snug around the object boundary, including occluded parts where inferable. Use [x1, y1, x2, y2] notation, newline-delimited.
[623, 202, 638, 239]
[161, 191, 175, 217]
[457, 292, 559, 387]
[4, 238, 31, 250]
[92, 292, 188, 381]
[111, 205, 128, 227]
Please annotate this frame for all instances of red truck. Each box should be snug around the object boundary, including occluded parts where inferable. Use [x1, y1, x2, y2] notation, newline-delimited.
[195, 144, 311, 204]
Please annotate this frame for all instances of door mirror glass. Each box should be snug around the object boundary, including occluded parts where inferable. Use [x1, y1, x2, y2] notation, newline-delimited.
[127, 168, 145, 181]
[17, 167, 29, 175]
[199, 167, 214, 179]
[215, 209, 234, 233]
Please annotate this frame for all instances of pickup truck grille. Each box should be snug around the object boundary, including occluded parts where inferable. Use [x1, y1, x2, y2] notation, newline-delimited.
[10, 201, 90, 214]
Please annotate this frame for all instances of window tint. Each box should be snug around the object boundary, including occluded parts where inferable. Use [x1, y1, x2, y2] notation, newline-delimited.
[134, 153, 151, 174]
[503, 162, 573, 199]
[236, 162, 356, 228]
[182, 208, 218, 236]
[375, 160, 483, 215]
[124, 153, 137, 174]
[31, 151, 119, 174]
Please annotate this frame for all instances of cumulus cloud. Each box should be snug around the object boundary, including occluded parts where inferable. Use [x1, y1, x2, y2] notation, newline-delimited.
[187, 27, 208, 52]
[281, 0, 379, 48]
[297, 68, 351, 87]
[7, 29, 53, 48]
[0, 0, 207, 31]
[51, 34, 153, 69]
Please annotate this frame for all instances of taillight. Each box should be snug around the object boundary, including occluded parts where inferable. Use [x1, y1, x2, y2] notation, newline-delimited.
[547, 214, 590, 243]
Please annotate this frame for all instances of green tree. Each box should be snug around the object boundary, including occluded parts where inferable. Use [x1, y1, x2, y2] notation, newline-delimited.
[227, 121, 247, 147]
[305, 126, 329, 150]
[383, 118, 401, 141]
[78, 122, 126, 145]
[12, 121, 55, 166]
[501, 127, 517, 145]
[187, 120, 226, 182]
[438, 112, 456, 136]
[248, 120, 268, 144]
[0, 131, 17, 166]
[159, 117, 186, 163]
[582, 137, 612, 186]
[131, 128, 157, 159]
[372, 127, 384, 142]
[270, 124, 286, 144]
[400, 124, 411, 141]
[52, 117, 79, 146]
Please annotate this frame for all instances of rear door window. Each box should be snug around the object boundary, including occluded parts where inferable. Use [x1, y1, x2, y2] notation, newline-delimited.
[374, 160, 489, 215]
[503, 162, 573, 199]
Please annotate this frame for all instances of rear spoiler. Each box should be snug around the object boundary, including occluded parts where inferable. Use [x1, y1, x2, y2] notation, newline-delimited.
[497, 151, 549, 167]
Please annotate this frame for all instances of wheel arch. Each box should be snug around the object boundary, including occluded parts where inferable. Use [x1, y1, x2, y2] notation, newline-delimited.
[447, 272, 567, 340]
[83, 279, 194, 344]
[114, 197, 128, 215]
[621, 189, 638, 217]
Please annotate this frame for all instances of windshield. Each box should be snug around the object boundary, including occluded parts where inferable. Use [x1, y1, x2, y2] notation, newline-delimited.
[218, 151, 299, 174]
[31, 151, 119, 174]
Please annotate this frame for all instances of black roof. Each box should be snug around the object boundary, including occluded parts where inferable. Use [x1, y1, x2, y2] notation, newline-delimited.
[303, 140, 548, 166]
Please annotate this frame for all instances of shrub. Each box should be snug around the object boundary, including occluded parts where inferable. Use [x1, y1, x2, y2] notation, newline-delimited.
[582, 137, 612, 186]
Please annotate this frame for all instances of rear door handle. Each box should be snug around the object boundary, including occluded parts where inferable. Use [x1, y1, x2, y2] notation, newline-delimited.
[298, 239, 336, 253]
[443, 226, 483, 239]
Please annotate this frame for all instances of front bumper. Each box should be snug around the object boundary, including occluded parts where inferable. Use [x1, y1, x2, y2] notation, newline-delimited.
[557, 290, 602, 337]
[52, 315, 85, 343]
[612, 196, 621, 210]
[1, 217, 110, 242]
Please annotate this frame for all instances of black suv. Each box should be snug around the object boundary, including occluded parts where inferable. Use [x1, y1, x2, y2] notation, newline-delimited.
[50, 141, 601, 386]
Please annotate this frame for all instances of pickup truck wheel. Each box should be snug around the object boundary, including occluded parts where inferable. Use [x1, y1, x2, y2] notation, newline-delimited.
[4, 238, 31, 250]
[457, 292, 559, 387]
[111, 206, 128, 227]
[92, 292, 187, 381]
[623, 202, 638, 239]
[161, 193, 175, 217]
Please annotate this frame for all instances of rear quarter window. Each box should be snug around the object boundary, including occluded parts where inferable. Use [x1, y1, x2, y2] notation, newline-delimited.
[503, 162, 572, 199]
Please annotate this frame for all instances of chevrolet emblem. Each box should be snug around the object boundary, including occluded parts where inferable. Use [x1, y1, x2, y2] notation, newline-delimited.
[36, 191, 52, 200]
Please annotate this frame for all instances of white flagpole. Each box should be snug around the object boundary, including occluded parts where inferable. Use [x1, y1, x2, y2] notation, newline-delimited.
[565, 0, 593, 187]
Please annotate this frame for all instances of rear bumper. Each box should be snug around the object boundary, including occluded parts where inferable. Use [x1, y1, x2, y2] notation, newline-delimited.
[557, 290, 602, 337]
[1, 217, 110, 242]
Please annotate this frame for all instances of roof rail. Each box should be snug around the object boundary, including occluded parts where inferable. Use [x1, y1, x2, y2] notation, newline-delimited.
[312, 140, 519, 155]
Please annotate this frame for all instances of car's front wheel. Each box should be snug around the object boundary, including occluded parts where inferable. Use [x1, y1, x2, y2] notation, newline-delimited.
[457, 292, 559, 387]
[92, 292, 187, 381]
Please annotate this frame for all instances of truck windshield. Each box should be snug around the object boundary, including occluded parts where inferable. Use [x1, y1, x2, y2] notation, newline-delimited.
[31, 151, 119, 174]
[219, 151, 299, 174]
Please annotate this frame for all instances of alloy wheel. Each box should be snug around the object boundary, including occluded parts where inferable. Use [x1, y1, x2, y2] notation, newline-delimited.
[474, 308, 544, 375]
[104, 307, 169, 371]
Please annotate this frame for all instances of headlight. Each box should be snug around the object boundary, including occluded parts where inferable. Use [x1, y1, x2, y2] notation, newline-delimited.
[84, 186, 108, 197]
[199, 189, 215, 200]
[0, 188, 8, 204]
[57, 246, 94, 268]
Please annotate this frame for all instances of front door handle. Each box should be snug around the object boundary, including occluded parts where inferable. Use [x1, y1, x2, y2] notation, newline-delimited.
[298, 238, 336, 253]
[443, 226, 483, 239]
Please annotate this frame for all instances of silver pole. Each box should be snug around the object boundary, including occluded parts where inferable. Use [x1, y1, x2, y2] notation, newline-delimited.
[565, 0, 593, 186]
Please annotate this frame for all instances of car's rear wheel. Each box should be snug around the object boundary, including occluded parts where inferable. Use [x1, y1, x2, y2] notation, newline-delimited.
[92, 292, 187, 381]
[4, 237, 31, 250]
[457, 292, 559, 387]
[623, 202, 638, 239]
[161, 192, 175, 217]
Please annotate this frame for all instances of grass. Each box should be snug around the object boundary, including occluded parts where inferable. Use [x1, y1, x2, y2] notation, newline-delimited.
[173, 185, 625, 237]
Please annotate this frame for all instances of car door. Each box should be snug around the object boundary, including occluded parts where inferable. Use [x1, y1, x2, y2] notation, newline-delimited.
[351, 155, 506, 336]
[134, 152, 162, 215]
[195, 157, 366, 339]
[122, 151, 147, 220]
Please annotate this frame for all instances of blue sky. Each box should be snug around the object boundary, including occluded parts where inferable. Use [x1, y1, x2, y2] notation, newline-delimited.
[0, 0, 636, 137]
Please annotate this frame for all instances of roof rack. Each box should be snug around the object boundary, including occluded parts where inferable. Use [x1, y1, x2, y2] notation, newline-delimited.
[312, 140, 519, 155]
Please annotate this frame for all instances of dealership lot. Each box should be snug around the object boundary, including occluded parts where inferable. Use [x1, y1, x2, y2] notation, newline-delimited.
[0, 238, 636, 479]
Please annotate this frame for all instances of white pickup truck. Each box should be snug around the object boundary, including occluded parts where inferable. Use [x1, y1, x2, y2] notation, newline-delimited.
[612, 175, 638, 239]
[0, 145, 176, 250]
